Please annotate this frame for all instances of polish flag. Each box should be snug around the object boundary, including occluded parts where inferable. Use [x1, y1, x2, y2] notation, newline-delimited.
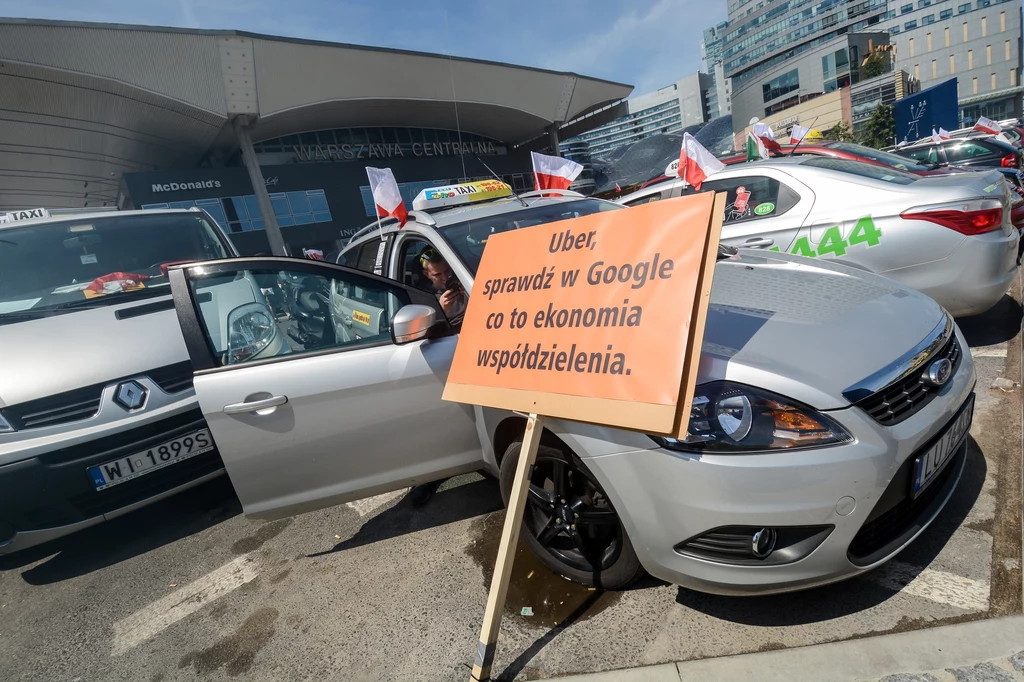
[931, 128, 943, 143]
[366, 167, 408, 227]
[938, 127, 951, 140]
[790, 124, 811, 145]
[974, 116, 1001, 134]
[753, 122, 782, 152]
[531, 152, 583, 190]
[678, 132, 725, 191]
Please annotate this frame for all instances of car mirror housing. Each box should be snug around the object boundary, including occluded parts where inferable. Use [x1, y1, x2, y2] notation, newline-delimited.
[392, 304, 437, 344]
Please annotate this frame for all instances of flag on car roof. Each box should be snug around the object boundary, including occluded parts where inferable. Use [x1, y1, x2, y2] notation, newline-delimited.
[746, 131, 769, 161]
[366, 167, 408, 227]
[531, 152, 583, 191]
[938, 127, 951, 140]
[679, 132, 724, 190]
[753, 122, 782, 153]
[790, 124, 810, 145]
[974, 116, 1001, 134]
[931, 128, 943, 143]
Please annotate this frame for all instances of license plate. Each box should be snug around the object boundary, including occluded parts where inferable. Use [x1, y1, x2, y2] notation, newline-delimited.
[88, 429, 214, 491]
[912, 397, 974, 499]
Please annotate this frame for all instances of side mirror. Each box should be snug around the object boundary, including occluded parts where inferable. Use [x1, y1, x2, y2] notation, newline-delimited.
[226, 302, 278, 364]
[392, 304, 437, 344]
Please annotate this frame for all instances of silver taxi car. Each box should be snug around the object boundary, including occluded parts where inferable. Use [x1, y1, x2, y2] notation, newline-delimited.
[618, 157, 1019, 317]
[163, 184, 976, 595]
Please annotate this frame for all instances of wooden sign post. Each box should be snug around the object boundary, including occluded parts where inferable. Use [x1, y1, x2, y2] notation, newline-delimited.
[443, 193, 726, 681]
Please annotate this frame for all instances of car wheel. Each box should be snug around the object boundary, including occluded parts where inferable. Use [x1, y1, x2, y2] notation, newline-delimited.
[499, 441, 645, 590]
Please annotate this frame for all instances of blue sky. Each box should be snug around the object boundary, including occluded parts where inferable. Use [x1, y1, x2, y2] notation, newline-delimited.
[0, 0, 725, 97]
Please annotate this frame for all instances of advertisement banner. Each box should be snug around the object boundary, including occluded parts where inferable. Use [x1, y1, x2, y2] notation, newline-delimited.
[895, 78, 959, 143]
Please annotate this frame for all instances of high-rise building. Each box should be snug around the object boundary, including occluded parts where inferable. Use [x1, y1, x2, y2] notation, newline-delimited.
[702, 21, 733, 118]
[560, 73, 715, 157]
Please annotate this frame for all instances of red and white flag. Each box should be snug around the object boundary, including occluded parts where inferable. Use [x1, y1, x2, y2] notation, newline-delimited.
[790, 124, 811, 145]
[753, 122, 782, 152]
[974, 116, 1001, 134]
[679, 132, 725, 190]
[931, 127, 943, 143]
[938, 127, 951, 140]
[366, 167, 408, 227]
[531, 152, 583, 190]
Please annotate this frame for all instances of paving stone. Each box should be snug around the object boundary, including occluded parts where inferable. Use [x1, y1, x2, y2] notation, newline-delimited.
[947, 662, 1016, 682]
[878, 674, 941, 682]
[1011, 652, 1024, 674]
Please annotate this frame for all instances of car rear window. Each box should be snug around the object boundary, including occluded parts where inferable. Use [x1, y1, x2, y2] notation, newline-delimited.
[826, 142, 923, 171]
[800, 157, 918, 185]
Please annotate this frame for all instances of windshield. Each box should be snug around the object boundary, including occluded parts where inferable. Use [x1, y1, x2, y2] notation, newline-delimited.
[437, 199, 621, 275]
[801, 157, 919, 185]
[0, 213, 230, 321]
[828, 142, 931, 171]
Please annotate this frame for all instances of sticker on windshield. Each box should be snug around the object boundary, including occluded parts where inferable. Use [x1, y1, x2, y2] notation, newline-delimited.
[767, 216, 883, 259]
[753, 203, 775, 216]
[80, 254, 98, 265]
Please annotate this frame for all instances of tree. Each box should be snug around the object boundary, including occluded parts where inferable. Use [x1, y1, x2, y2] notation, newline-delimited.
[858, 103, 895, 149]
[823, 121, 855, 142]
[861, 52, 889, 79]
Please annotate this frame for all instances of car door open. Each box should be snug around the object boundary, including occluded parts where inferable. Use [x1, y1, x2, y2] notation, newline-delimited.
[167, 257, 484, 521]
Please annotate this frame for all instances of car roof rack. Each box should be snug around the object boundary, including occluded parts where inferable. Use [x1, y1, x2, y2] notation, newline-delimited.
[346, 210, 436, 244]
[518, 189, 585, 199]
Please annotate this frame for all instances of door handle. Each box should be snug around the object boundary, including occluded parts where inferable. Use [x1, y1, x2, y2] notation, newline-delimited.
[223, 395, 288, 415]
[743, 237, 775, 249]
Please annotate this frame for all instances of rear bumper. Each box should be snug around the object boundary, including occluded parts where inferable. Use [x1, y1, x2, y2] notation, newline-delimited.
[883, 228, 1019, 317]
[0, 408, 224, 555]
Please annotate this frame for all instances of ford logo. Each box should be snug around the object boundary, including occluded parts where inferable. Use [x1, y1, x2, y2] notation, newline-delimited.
[924, 358, 953, 387]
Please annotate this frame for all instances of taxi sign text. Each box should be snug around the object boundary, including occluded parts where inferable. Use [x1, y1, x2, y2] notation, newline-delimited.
[0, 207, 50, 224]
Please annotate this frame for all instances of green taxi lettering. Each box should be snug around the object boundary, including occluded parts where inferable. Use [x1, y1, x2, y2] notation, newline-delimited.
[775, 216, 882, 259]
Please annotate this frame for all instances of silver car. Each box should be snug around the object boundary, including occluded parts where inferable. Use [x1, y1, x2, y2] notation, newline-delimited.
[162, 188, 976, 595]
[618, 157, 1019, 317]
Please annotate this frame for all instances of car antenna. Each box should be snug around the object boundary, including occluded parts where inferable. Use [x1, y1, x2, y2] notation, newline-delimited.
[477, 156, 529, 207]
[790, 116, 819, 156]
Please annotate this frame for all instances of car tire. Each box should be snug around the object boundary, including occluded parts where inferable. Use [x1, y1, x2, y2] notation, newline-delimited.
[499, 440, 645, 590]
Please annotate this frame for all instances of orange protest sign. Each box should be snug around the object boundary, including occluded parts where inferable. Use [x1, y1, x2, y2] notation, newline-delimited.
[443, 192, 725, 435]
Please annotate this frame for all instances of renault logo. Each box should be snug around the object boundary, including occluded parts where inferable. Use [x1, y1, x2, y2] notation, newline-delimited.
[924, 359, 953, 388]
[114, 381, 148, 411]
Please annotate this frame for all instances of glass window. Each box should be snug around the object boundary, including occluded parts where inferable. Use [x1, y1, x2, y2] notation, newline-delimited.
[292, 213, 314, 225]
[905, 19, 918, 29]
[828, 142, 925, 171]
[623, 193, 663, 207]
[0, 213, 231, 322]
[941, 8, 952, 18]
[287, 191, 311, 215]
[801, 157, 919, 184]
[231, 196, 248, 219]
[701, 176, 801, 223]
[918, 0, 930, 7]
[945, 140, 998, 161]
[189, 266, 406, 365]
[978, 0, 990, 7]
[901, 145, 941, 164]
[958, 2, 970, 12]
[307, 190, 329, 213]
[901, 3, 913, 11]
[762, 69, 800, 103]
[243, 196, 260, 220]
[270, 193, 290, 217]
[352, 238, 388, 274]
[922, 14, 935, 24]
[439, 199, 621, 275]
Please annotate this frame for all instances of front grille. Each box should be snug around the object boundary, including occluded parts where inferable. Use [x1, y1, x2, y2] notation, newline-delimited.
[680, 528, 759, 561]
[856, 335, 962, 426]
[0, 361, 195, 430]
[675, 525, 833, 566]
[147, 361, 194, 394]
[848, 445, 964, 565]
[1, 384, 103, 430]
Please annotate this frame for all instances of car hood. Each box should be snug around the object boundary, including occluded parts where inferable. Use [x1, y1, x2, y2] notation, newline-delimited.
[699, 251, 947, 409]
[0, 296, 188, 407]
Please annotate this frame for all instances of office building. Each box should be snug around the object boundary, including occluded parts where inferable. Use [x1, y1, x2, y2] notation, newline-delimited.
[0, 19, 631, 253]
[560, 73, 715, 158]
[883, 0, 1022, 123]
[703, 21, 733, 118]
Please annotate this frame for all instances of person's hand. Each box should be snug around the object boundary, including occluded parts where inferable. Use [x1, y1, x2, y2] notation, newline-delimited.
[439, 289, 461, 314]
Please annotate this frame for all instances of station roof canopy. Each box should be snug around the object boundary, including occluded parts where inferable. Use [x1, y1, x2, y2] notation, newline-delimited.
[0, 19, 632, 210]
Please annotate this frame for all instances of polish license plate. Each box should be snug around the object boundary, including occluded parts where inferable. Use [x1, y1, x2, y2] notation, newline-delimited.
[88, 429, 214, 491]
[912, 396, 974, 499]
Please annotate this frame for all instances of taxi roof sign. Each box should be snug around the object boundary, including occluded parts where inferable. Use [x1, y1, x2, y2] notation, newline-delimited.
[412, 179, 512, 211]
[0, 208, 50, 224]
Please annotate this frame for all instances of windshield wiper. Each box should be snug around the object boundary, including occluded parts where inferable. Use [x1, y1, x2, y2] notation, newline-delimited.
[54, 288, 169, 310]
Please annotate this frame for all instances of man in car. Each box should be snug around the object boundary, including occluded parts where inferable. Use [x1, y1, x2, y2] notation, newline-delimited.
[419, 246, 466, 320]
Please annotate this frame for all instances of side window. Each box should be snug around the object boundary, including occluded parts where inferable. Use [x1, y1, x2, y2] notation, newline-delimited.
[351, 238, 388, 275]
[945, 141, 994, 162]
[702, 176, 793, 223]
[191, 266, 406, 367]
[904, 146, 939, 163]
[623, 193, 662, 207]
[396, 238, 436, 291]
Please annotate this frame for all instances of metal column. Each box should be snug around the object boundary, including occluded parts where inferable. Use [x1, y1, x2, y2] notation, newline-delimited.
[546, 123, 561, 156]
[233, 116, 288, 256]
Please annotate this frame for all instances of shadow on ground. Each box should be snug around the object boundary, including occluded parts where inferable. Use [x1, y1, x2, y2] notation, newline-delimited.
[0, 476, 240, 585]
[674, 438, 987, 626]
[958, 294, 1022, 347]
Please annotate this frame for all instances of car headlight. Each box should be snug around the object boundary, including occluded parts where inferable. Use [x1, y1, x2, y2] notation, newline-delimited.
[0, 412, 13, 433]
[654, 381, 852, 453]
[226, 303, 277, 365]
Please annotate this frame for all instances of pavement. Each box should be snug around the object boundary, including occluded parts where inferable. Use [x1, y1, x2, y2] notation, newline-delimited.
[0, 286, 1021, 681]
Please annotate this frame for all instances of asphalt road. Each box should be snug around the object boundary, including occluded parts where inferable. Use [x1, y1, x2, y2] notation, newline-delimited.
[1, 290, 1021, 682]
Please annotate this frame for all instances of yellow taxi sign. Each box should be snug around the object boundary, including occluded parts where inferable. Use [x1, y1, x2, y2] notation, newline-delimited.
[412, 179, 512, 211]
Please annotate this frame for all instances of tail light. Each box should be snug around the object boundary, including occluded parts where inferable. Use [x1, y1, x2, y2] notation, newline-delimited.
[1000, 153, 1019, 168]
[902, 198, 1005, 235]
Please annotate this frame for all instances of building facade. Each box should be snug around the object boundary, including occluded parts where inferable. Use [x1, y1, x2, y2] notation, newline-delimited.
[559, 73, 714, 158]
[703, 21, 734, 118]
[883, 0, 1022, 124]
